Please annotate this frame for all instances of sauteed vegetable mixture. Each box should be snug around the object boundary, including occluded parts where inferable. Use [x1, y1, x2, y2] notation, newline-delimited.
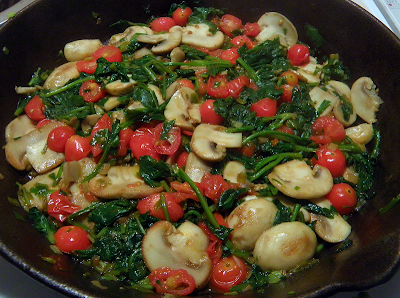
[5, 4, 382, 295]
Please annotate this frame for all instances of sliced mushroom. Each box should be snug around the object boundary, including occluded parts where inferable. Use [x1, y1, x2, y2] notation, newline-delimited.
[343, 166, 359, 185]
[350, 77, 383, 123]
[5, 121, 65, 173]
[15, 85, 42, 94]
[81, 114, 102, 134]
[184, 152, 212, 183]
[109, 26, 153, 47]
[309, 197, 351, 243]
[133, 47, 153, 60]
[267, 159, 333, 200]
[142, 220, 212, 288]
[226, 198, 278, 251]
[327, 80, 357, 126]
[181, 23, 224, 50]
[103, 96, 122, 111]
[255, 12, 298, 46]
[190, 124, 242, 162]
[137, 26, 182, 54]
[62, 158, 97, 187]
[69, 182, 93, 209]
[64, 39, 103, 62]
[345, 123, 373, 146]
[5, 114, 37, 142]
[170, 46, 185, 63]
[309, 86, 339, 116]
[43, 62, 80, 90]
[276, 195, 311, 222]
[88, 165, 163, 199]
[148, 84, 165, 105]
[253, 221, 317, 271]
[294, 57, 321, 83]
[223, 161, 247, 184]
[105, 79, 137, 96]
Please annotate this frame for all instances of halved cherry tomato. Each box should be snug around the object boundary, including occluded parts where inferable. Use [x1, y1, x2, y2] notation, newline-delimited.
[287, 44, 310, 66]
[220, 47, 240, 64]
[280, 84, 298, 103]
[198, 173, 232, 204]
[76, 58, 97, 74]
[279, 70, 299, 86]
[153, 122, 182, 155]
[312, 146, 346, 178]
[326, 183, 357, 215]
[64, 135, 92, 162]
[210, 255, 248, 292]
[239, 142, 256, 157]
[25, 95, 46, 121]
[170, 181, 199, 201]
[172, 7, 193, 26]
[79, 80, 106, 102]
[137, 192, 184, 222]
[47, 126, 76, 153]
[219, 14, 243, 38]
[36, 119, 53, 129]
[90, 114, 112, 157]
[129, 127, 161, 161]
[250, 98, 277, 117]
[93, 45, 123, 63]
[150, 17, 176, 32]
[230, 36, 255, 49]
[117, 127, 134, 157]
[176, 78, 195, 90]
[207, 75, 229, 98]
[207, 240, 223, 264]
[176, 151, 189, 168]
[196, 75, 207, 97]
[227, 75, 250, 98]
[271, 125, 294, 146]
[310, 116, 346, 144]
[54, 225, 91, 253]
[148, 267, 196, 296]
[200, 99, 224, 125]
[243, 22, 260, 37]
[48, 190, 81, 222]
[208, 49, 224, 58]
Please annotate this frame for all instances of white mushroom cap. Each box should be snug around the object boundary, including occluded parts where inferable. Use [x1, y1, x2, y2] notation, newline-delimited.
[294, 57, 321, 83]
[5, 114, 37, 142]
[136, 26, 182, 54]
[64, 39, 103, 62]
[309, 86, 339, 116]
[345, 123, 374, 145]
[253, 221, 317, 271]
[109, 26, 154, 47]
[255, 12, 298, 46]
[104, 79, 137, 96]
[226, 198, 278, 251]
[184, 152, 212, 183]
[43, 62, 80, 90]
[142, 221, 212, 288]
[267, 160, 333, 200]
[181, 23, 224, 50]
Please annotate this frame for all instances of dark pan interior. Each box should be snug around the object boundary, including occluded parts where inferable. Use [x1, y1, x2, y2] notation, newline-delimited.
[0, 0, 400, 297]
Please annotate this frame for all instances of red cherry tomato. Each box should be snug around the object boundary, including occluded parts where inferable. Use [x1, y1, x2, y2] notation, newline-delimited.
[326, 183, 357, 215]
[239, 142, 256, 158]
[48, 190, 81, 222]
[310, 116, 346, 144]
[176, 151, 189, 168]
[79, 80, 106, 102]
[47, 126, 76, 153]
[312, 146, 346, 178]
[36, 119, 54, 129]
[287, 44, 310, 66]
[227, 75, 250, 98]
[210, 255, 247, 292]
[117, 127, 134, 157]
[280, 84, 298, 103]
[176, 78, 195, 90]
[93, 45, 123, 63]
[220, 47, 240, 64]
[148, 267, 196, 296]
[90, 114, 112, 157]
[230, 36, 255, 49]
[76, 58, 97, 74]
[219, 14, 243, 38]
[206, 75, 229, 98]
[243, 22, 261, 37]
[153, 122, 182, 155]
[64, 135, 92, 162]
[129, 127, 161, 161]
[172, 7, 193, 26]
[54, 225, 91, 253]
[137, 192, 184, 222]
[200, 99, 224, 125]
[198, 173, 231, 204]
[196, 75, 207, 97]
[250, 98, 277, 117]
[150, 17, 176, 32]
[25, 95, 46, 121]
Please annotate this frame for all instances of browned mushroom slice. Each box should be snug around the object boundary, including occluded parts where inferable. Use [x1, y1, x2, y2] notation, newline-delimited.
[64, 39, 103, 62]
[255, 12, 298, 46]
[137, 26, 182, 54]
[181, 23, 224, 50]
[43, 62, 80, 90]
[5, 114, 37, 142]
[184, 152, 212, 183]
[88, 165, 163, 199]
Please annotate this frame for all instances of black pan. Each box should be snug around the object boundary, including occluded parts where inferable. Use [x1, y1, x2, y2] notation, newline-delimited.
[0, 0, 399, 297]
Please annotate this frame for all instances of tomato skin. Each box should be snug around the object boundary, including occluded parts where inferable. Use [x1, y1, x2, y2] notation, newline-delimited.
[153, 122, 182, 155]
[219, 14, 243, 38]
[279, 70, 299, 86]
[280, 84, 298, 103]
[230, 36, 255, 49]
[210, 255, 247, 292]
[54, 225, 91, 253]
[176, 78, 195, 90]
[207, 75, 229, 98]
[150, 17, 176, 32]
[90, 114, 112, 157]
[64, 135, 92, 162]
[47, 126, 76, 153]
[148, 267, 196, 296]
[198, 173, 231, 204]
[36, 119, 53, 129]
[176, 151, 189, 168]
[243, 22, 260, 37]
[200, 99, 224, 125]
[79, 80, 106, 102]
[220, 47, 240, 64]
[93, 45, 123, 63]
[117, 127, 134, 157]
[137, 192, 184, 222]
[227, 75, 250, 98]
[25, 95, 46, 121]
[287, 44, 310, 66]
[129, 127, 161, 161]
[172, 7, 193, 26]
[48, 190, 81, 222]
[312, 146, 346, 178]
[326, 183, 357, 215]
[239, 142, 256, 158]
[250, 98, 277, 117]
[76, 58, 97, 74]
[310, 116, 346, 144]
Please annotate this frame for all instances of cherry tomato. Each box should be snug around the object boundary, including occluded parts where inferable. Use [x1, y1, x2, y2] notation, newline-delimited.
[198, 173, 231, 204]
[137, 192, 184, 222]
[153, 122, 182, 155]
[219, 14, 243, 38]
[210, 255, 247, 292]
[79, 80, 106, 102]
[208, 49, 224, 58]
[93, 45, 123, 63]
[172, 7, 193, 26]
[200, 99, 224, 125]
[54, 225, 91, 253]
[150, 17, 176, 32]
[312, 146, 346, 178]
[220, 47, 240, 64]
[310, 116, 346, 144]
[287, 44, 310, 66]
[129, 127, 161, 161]
[196, 75, 207, 97]
[176, 151, 189, 168]
[76, 58, 97, 74]
[117, 127, 134, 157]
[326, 183, 357, 215]
[279, 70, 299, 86]
[280, 84, 298, 103]
[230, 36, 255, 49]
[48, 190, 81, 222]
[176, 78, 195, 90]
[25, 95, 46, 121]
[227, 75, 250, 98]
[90, 113, 112, 157]
[239, 142, 256, 158]
[47, 126, 76, 153]
[207, 240, 223, 264]
[170, 181, 198, 201]
[148, 267, 196, 296]
[206, 75, 229, 98]
[250, 98, 277, 117]
[36, 119, 54, 129]
[271, 125, 294, 146]
[64, 135, 92, 162]
[243, 22, 261, 37]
